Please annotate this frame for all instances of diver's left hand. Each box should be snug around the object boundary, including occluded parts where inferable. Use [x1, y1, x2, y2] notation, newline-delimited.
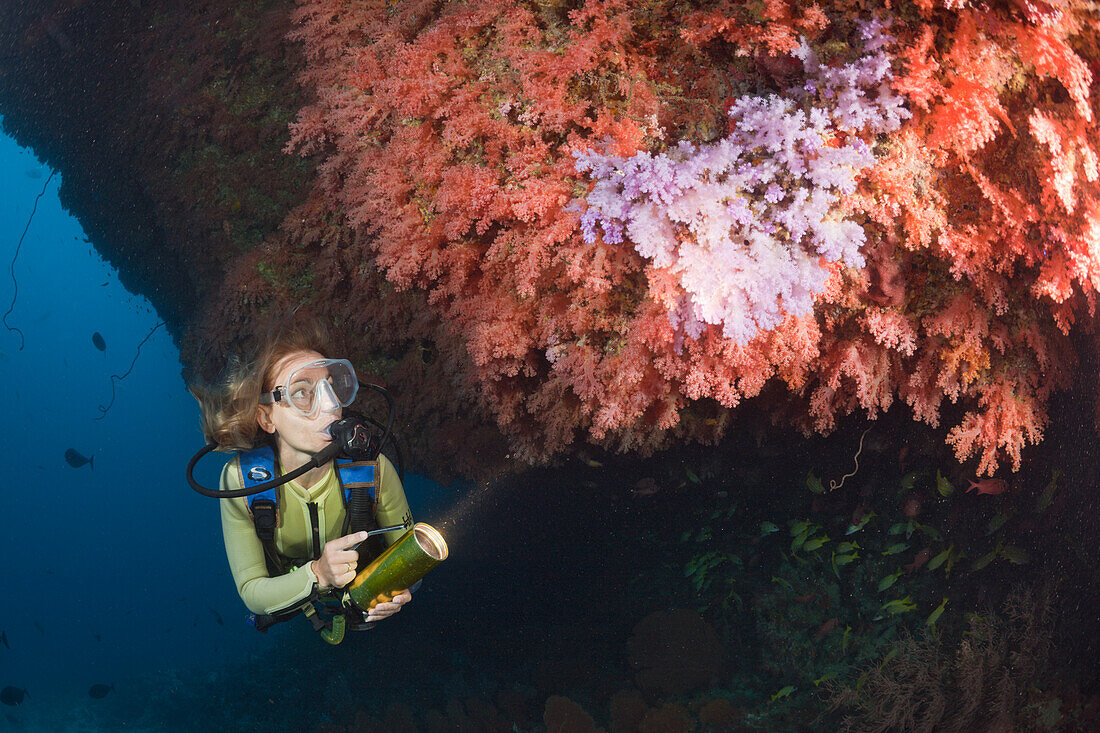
[367, 588, 412, 622]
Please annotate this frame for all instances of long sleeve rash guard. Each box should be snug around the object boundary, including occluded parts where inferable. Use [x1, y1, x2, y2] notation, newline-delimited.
[219, 453, 413, 615]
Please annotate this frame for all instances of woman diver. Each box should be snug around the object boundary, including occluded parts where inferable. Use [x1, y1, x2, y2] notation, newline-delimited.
[192, 316, 413, 634]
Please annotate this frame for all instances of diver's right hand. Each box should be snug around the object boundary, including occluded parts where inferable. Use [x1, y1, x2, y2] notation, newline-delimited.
[311, 531, 369, 589]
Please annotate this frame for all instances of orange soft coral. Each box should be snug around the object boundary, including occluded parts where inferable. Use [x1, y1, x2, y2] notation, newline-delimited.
[283, 0, 1100, 475]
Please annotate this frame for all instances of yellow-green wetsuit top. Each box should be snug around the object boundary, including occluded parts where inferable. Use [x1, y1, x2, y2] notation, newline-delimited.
[219, 453, 413, 615]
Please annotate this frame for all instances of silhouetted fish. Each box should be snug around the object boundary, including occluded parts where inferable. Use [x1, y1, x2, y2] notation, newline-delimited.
[88, 684, 113, 699]
[33, 621, 44, 635]
[209, 607, 224, 626]
[418, 338, 435, 364]
[0, 631, 7, 649]
[631, 477, 662, 497]
[92, 332, 106, 351]
[93, 632, 101, 642]
[0, 687, 26, 706]
[64, 449, 94, 470]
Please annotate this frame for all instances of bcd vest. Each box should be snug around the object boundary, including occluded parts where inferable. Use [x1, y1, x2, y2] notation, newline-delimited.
[235, 445, 383, 575]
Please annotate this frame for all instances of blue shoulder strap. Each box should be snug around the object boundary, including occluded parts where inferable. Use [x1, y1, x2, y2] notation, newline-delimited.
[334, 458, 378, 501]
[238, 445, 279, 513]
[238, 447, 378, 511]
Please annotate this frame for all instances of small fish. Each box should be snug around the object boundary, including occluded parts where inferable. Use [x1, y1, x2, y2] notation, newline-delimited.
[769, 685, 795, 703]
[100, 281, 108, 287]
[904, 547, 934, 573]
[878, 596, 916, 617]
[0, 631, 7, 650]
[791, 527, 816, 554]
[831, 551, 860, 578]
[878, 647, 899, 669]
[846, 511, 875, 535]
[986, 509, 1014, 535]
[91, 332, 106, 352]
[1036, 470, 1060, 512]
[835, 541, 859, 554]
[902, 497, 922, 519]
[998, 545, 1029, 565]
[805, 471, 825, 494]
[968, 478, 1008, 496]
[759, 521, 779, 536]
[802, 535, 830, 552]
[33, 621, 44, 635]
[631, 477, 660, 497]
[971, 546, 1000, 571]
[813, 669, 839, 686]
[685, 468, 701, 484]
[88, 684, 113, 699]
[900, 471, 920, 490]
[877, 570, 904, 591]
[208, 607, 224, 626]
[881, 542, 910, 556]
[814, 617, 840, 641]
[789, 519, 812, 537]
[925, 597, 949, 628]
[914, 522, 943, 543]
[65, 449, 94, 470]
[94, 632, 101, 642]
[935, 469, 954, 497]
[927, 544, 954, 572]
[1, 687, 27, 706]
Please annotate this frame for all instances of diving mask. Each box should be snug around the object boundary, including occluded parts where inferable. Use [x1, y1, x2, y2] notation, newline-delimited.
[260, 358, 359, 418]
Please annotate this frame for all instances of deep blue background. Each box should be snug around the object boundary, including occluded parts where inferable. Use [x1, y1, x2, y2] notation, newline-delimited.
[0, 124, 450, 719]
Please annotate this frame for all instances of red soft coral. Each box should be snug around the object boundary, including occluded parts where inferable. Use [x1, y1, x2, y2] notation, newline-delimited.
[279, 0, 1100, 476]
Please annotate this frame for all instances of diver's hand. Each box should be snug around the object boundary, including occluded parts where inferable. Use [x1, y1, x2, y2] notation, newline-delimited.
[367, 589, 412, 621]
[311, 531, 369, 588]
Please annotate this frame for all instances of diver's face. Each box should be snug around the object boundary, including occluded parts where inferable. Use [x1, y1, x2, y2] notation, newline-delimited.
[257, 350, 341, 465]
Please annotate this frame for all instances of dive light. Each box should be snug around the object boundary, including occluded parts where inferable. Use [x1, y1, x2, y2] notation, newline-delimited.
[321, 522, 449, 645]
[348, 522, 449, 611]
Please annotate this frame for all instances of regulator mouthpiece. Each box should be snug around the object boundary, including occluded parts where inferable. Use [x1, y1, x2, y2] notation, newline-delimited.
[327, 412, 379, 461]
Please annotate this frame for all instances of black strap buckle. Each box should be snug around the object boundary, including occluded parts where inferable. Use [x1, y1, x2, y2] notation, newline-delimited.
[251, 498, 277, 536]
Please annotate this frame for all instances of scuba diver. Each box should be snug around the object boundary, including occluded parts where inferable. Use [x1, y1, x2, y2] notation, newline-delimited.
[190, 316, 414, 637]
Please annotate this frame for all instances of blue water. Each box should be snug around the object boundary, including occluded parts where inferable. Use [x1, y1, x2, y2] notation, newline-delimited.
[0, 126, 454, 730]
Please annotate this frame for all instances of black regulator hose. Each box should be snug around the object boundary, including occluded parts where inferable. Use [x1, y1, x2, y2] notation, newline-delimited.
[187, 440, 341, 498]
[187, 382, 401, 498]
[359, 382, 394, 450]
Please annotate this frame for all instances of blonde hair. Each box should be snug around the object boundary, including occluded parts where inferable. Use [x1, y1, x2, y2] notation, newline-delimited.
[192, 313, 337, 451]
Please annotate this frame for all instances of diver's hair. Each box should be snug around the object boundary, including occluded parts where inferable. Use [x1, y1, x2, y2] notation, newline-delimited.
[192, 311, 338, 451]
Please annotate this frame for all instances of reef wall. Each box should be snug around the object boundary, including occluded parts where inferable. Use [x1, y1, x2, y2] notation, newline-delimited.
[3, 0, 1100, 484]
[0, 0, 308, 331]
[0, 0, 511, 482]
